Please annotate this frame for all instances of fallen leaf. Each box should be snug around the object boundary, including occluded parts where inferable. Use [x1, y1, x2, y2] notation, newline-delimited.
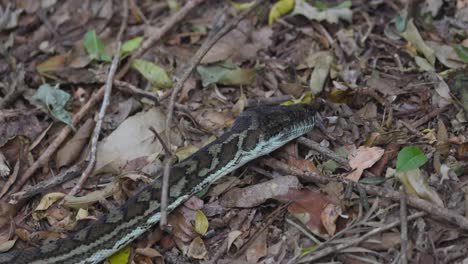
[307, 51, 333, 95]
[227, 230, 243, 253]
[196, 61, 256, 87]
[320, 203, 342, 236]
[396, 146, 428, 172]
[187, 236, 208, 259]
[36, 54, 68, 74]
[220, 176, 301, 208]
[94, 107, 182, 174]
[0, 239, 16, 253]
[56, 118, 95, 168]
[246, 229, 268, 263]
[194, 210, 209, 236]
[34, 192, 66, 211]
[286, 189, 341, 238]
[293, 0, 352, 24]
[427, 41, 465, 69]
[400, 19, 436, 65]
[31, 84, 74, 127]
[269, 0, 295, 25]
[131, 59, 172, 89]
[108, 245, 131, 264]
[121, 36, 144, 56]
[347, 146, 385, 181]
[396, 168, 444, 207]
[83, 30, 111, 62]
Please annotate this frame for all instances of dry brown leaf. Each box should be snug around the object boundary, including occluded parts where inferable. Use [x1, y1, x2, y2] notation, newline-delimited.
[227, 230, 243, 253]
[136, 247, 163, 258]
[347, 146, 385, 181]
[245, 229, 268, 263]
[286, 189, 341, 238]
[0, 239, 16, 253]
[56, 118, 95, 168]
[219, 176, 301, 208]
[320, 203, 342, 236]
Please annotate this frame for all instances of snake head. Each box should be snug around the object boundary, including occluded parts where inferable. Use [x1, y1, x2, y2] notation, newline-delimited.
[232, 104, 317, 149]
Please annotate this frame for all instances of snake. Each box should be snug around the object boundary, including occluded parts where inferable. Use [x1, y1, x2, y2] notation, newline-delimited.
[0, 104, 316, 264]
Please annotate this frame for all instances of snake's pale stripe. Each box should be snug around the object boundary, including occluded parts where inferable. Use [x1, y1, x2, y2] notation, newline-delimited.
[70, 123, 313, 264]
[2, 104, 316, 264]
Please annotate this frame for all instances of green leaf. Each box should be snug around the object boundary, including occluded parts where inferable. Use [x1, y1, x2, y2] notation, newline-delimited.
[359, 176, 386, 185]
[281, 92, 313, 106]
[83, 30, 111, 62]
[196, 62, 256, 87]
[300, 244, 319, 256]
[121, 36, 144, 56]
[218, 67, 256, 86]
[395, 14, 407, 32]
[396, 146, 428, 172]
[31, 84, 74, 127]
[268, 0, 295, 25]
[453, 44, 468, 64]
[131, 59, 172, 89]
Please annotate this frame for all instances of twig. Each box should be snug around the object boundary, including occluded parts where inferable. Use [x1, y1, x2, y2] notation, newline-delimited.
[10, 163, 85, 203]
[8, 87, 106, 195]
[113, 80, 159, 105]
[0, 64, 27, 109]
[7, 0, 195, 200]
[68, 0, 128, 196]
[297, 137, 351, 170]
[160, 0, 265, 227]
[233, 203, 289, 258]
[263, 159, 468, 231]
[286, 217, 321, 244]
[412, 105, 449, 128]
[149, 127, 171, 156]
[297, 212, 425, 263]
[400, 186, 408, 264]
[399, 119, 422, 136]
[115, 0, 206, 80]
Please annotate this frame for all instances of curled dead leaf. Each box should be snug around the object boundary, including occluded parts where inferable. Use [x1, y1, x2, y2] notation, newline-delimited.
[187, 236, 208, 260]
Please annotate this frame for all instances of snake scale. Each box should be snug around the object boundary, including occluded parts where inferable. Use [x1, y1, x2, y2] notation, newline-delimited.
[0, 104, 316, 264]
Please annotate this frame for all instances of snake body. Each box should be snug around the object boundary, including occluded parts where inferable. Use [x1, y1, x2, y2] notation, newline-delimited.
[0, 104, 316, 264]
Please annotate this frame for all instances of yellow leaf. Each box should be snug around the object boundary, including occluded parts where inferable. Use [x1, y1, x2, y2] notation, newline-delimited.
[108, 246, 131, 264]
[268, 0, 295, 25]
[230, 0, 255, 12]
[195, 210, 209, 236]
[34, 192, 66, 211]
[36, 54, 68, 74]
[281, 92, 314, 106]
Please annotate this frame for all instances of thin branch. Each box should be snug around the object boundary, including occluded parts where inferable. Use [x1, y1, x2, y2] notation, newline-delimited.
[263, 158, 468, 231]
[8, 0, 195, 198]
[412, 105, 449, 128]
[400, 186, 408, 264]
[160, 0, 265, 227]
[298, 212, 425, 263]
[9, 87, 105, 195]
[115, 0, 207, 80]
[68, 0, 128, 196]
